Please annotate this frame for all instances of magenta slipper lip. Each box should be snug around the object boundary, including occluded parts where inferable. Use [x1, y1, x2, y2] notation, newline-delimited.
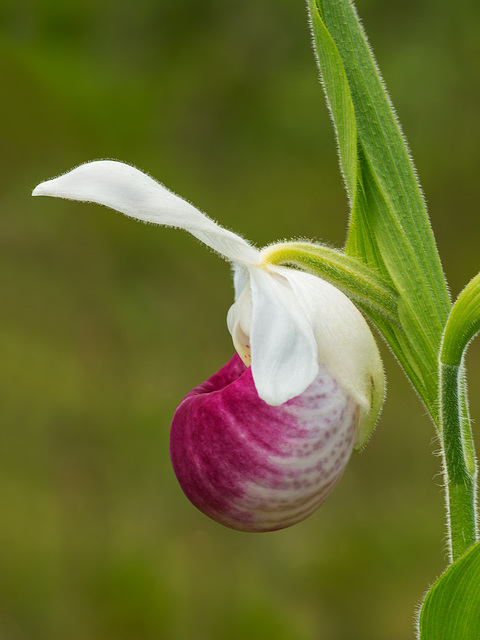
[170, 354, 359, 532]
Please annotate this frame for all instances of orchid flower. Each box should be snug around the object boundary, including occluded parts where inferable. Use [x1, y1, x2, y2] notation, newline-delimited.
[33, 160, 384, 532]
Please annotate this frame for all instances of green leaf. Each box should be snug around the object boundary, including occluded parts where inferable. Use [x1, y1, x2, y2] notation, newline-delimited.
[418, 541, 480, 639]
[308, 0, 451, 423]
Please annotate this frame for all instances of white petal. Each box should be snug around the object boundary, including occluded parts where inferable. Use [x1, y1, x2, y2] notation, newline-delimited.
[248, 267, 319, 406]
[33, 160, 259, 265]
[274, 266, 385, 449]
[232, 264, 248, 301]
[226, 283, 253, 367]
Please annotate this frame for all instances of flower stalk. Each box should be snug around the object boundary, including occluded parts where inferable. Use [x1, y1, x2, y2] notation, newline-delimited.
[439, 361, 478, 562]
[438, 274, 480, 561]
[260, 242, 399, 325]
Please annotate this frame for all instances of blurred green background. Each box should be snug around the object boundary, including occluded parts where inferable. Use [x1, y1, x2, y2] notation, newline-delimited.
[2, 0, 480, 638]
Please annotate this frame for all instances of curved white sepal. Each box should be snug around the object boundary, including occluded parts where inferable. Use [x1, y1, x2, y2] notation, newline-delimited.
[273, 266, 385, 449]
[33, 160, 259, 265]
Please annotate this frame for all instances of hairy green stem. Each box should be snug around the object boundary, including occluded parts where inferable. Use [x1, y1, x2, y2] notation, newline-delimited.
[261, 242, 399, 324]
[440, 362, 478, 562]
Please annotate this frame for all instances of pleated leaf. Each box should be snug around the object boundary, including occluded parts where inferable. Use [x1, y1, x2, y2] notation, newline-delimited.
[308, 0, 451, 423]
[419, 541, 480, 639]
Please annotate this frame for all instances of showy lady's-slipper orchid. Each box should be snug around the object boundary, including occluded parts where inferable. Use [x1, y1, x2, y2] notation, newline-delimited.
[33, 160, 384, 532]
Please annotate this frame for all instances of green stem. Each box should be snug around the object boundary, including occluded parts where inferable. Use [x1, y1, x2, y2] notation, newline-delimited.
[440, 361, 478, 562]
[260, 242, 399, 324]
